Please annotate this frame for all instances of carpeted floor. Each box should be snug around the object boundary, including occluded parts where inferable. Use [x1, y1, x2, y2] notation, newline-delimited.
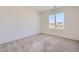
[0, 34, 79, 52]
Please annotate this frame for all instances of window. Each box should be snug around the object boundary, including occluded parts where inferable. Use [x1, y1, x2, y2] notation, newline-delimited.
[48, 12, 64, 30]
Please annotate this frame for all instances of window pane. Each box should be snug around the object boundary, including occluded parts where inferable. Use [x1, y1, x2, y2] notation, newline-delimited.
[48, 14, 55, 29]
[56, 12, 64, 30]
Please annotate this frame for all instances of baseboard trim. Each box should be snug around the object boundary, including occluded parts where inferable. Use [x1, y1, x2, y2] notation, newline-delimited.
[1, 33, 78, 45]
[0, 33, 41, 44]
[41, 33, 79, 41]
[16, 33, 41, 41]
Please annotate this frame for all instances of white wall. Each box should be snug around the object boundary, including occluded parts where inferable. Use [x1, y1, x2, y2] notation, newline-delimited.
[40, 7, 79, 40]
[0, 7, 40, 44]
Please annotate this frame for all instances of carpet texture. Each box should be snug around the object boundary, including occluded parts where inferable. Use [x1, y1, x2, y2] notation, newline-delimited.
[0, 34, 79, 52]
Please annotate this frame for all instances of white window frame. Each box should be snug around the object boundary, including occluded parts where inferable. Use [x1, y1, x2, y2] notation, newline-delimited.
[48, 12, 64, 30]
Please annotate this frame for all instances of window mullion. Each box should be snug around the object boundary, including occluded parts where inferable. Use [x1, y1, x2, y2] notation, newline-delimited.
[55, 13, 56, 29]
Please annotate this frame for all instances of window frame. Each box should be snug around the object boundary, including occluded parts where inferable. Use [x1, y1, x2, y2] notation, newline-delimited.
[48, 12, 64, 30]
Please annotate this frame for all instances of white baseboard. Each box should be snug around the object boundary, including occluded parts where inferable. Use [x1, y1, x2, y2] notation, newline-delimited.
[0, 32, 40, 44]
[41, 33, 79, 41]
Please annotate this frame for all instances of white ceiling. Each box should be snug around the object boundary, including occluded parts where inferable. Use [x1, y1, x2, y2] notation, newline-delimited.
[27, 6, 55, 12]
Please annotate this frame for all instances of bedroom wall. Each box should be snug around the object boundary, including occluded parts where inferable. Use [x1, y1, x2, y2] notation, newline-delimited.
[0, 7, 40, 44]
[40, 7, 79, 41]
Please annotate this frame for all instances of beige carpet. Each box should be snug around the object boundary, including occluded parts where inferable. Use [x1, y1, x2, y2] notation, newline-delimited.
[0, 34, 79, 52]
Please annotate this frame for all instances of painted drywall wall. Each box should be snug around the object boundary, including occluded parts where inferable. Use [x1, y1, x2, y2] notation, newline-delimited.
[0, 7, 40, 44]
[40, 7, 79, 40]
